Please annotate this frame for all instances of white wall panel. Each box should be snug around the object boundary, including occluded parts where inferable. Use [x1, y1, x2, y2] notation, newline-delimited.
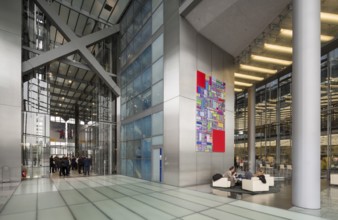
[196, 152, 211, 184]
[211, 44, 224, 79]
[179, 97, 196, 186]
[0, 30, 21, 107]
[224, 111, 235, 169]
[224, 53, 235, 112]
[211, 153, 225, 175]
[163, 0, 180, 186]
[163, 4, 180, 102]
[0, 105, 21, 182]
[163, 97, 180, 186]
[196, 35, 212, 74]
[179, 17, 197, 100]
[0, 0, 21, 35]
[0, 0, 21, 183]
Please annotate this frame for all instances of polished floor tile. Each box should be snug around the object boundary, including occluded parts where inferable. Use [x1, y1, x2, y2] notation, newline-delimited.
[182, 213, 214, 220]
[38, 191, 66, 210]
[38, 206, 73, 220]
[1, 194, 37, 215]
[0, 211, 36, 220]
[114, 196, 175, 220]
[132, 194, 194, 217]
[69, 203, 109, 220]
[94, 199, 144, 220]
[0, 175, 333, 220]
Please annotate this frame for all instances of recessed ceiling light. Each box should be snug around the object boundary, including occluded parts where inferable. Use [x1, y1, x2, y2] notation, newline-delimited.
[234, 81, 253, 87]
[264, 43, 293, 54]
[321, 12, 338, 24]
[251, 55, 292, 66]
[280, 28, 334, 42]
[240, 64, 277, 74]
[234, 72, 264, 81]
[68, 80, 72, 83]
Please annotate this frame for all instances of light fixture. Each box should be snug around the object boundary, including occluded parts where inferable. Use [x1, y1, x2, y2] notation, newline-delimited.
[68, 80, 72, 83]
[234, 72, 264, 81]
[321, 12, 338, 24]
[234, 81, 253, 87]
[251, 54, 292, 65]
[59, 104, 62, 106]
[240, 64, 277, 74]
[62, 97, 65, 100]
[234, 88, 243, 92]
[56, 112, 58, 115]
[264, 43, 292, 54]
[280, 28, 334, 42]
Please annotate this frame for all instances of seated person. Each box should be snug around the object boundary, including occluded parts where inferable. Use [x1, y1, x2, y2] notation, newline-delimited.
[244, 169, 253, 180]
[255, 169, 267, 184]
[223, 166, 237, 187]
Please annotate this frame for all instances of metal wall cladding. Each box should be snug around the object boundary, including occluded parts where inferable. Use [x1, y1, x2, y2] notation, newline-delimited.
[163, 1, 180, 186]
[0, 105, 21, 182]
[162, 2, 234, 186]
[179, 97, 197, 186]
[0, 0, 22, 182]
[163, 98, 180, 186]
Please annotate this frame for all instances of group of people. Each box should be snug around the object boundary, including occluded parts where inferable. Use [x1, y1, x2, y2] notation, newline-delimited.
[223, 166, 266, 187]
[49, 155, 92, 176]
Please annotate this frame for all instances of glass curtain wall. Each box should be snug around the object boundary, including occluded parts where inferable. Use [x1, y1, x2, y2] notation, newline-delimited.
[119, 0, 164, 181]
[22, 0, 50, 178]
[22, 0, 117, 177]
[22, 71, 50, 179]
[235, 48, 338, 178]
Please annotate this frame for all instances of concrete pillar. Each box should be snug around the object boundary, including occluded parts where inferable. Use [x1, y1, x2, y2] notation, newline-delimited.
[75, 104, 79, 156]
[292, 0, 321, 209]
[248, 86, 256, 174]
[276, 80, 281, 166]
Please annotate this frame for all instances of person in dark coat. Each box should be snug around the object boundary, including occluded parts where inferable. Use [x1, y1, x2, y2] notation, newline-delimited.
[49, 156, 55, 173]
[83, 157, 91, 176]
[78, 156, 83, 174]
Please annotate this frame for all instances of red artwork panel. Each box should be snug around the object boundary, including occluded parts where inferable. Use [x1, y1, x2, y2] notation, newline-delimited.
[212, 129, 225, 152]
[197, 70, 206, 89]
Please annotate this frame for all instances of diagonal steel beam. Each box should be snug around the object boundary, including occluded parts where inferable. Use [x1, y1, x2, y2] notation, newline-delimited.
[23, 46, 92, 71]
[27, 0, 120, 96]
[23, 43, 76, 73]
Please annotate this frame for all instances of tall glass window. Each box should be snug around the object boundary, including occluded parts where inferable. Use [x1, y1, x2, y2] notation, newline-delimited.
[234, 48, 338, 179]
[119, 0, 163, 181]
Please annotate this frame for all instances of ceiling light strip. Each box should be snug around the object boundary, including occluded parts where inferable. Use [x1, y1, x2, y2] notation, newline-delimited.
[240, 64, 277, 74]
[234, 72, 264, 81]
[251, 55, 292, 65]
[321, 12, 338, 24]
[264, 43, 292, 54]
[234, 81, 253, 87]
[280, 28, 334, 42]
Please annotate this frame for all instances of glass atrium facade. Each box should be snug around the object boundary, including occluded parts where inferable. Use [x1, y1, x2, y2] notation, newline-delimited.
[235, 48, 338, 177]
[119, 0, 164, 181]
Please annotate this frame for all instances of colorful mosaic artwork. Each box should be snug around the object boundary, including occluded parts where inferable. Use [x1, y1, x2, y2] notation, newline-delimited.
[196, 71, 226, 152]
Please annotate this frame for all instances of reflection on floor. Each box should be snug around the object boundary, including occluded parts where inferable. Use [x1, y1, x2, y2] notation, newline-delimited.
[186, 179, 338, 220]
[0, 175, 331, 220]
